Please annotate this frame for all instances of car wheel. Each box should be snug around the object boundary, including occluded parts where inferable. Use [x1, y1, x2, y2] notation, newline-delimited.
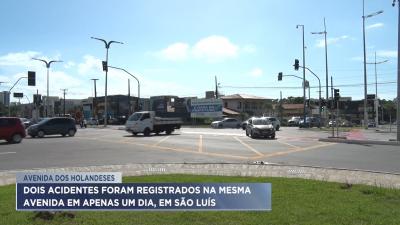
[61, 133, 66, 137]
[218, 124, 223, 129]
[30, 135, 36, 138]
[250, 131, 256, 139]
[143, 128, 151, 136]
[12, 134, 22, 143]
[38, 130, 45, 138]
[68, 129, 76, 137]
[166, 129, 173, 135]
[271, 133, 275, 139]
[132, 132, 138, 136]
[246, 130, 249, 136]
[276, 125, 280, 131]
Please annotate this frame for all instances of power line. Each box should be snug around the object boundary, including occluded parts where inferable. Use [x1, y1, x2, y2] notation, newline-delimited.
[221, 81, 397, 89]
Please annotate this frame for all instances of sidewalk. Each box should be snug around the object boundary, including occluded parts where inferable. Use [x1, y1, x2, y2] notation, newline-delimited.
[319, 128, 399, 146]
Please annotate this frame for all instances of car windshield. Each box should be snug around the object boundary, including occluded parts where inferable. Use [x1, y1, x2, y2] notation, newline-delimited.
[128, 113, 142, 121]
[252, 119, 271, 125]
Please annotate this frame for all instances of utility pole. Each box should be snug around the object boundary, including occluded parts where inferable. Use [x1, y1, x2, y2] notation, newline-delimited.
[215, 76, 219, 99]
[366, 52, 389, 126]
[393, 0, 400, 142]
[90, 78, 99, 119]
[61, 89, 67, 116]
[311, 18, 329, 122]
[128, 79, 131, 114]
[331, 76, 334, 137]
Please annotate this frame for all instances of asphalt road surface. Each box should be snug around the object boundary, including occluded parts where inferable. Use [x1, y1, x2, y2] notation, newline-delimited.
[1, 127, 399, 173]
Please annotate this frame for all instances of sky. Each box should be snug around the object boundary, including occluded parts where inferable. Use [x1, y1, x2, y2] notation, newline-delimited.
[0, 0, 398, 103]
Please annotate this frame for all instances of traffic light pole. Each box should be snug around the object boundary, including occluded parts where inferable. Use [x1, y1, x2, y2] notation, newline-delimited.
[8, 77, 27, 116]
[297, 25, 307, 126]
[299, 66, 322, 124]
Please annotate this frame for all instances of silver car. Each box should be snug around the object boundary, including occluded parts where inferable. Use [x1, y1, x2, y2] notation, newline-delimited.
[211, 118, 241, 129]
[262, 117, 281, 131]
[246, 118, 275, 139]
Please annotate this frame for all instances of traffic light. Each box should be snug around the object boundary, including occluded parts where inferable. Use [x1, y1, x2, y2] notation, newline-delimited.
[334, 89, 340, 100]
[278, 72, 283, 81]
[33, 94, 42, 105]
[294, 59, 299, 71]
[102, 61, 108, 72]
[28, 71, 36, 86]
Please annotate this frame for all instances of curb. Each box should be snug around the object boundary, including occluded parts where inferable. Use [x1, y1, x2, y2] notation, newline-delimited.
[1, 163, 400, 189]
[319, 138, 400, 146]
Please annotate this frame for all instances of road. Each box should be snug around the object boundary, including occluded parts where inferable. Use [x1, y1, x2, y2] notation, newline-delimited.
[1, 127, 399, 173]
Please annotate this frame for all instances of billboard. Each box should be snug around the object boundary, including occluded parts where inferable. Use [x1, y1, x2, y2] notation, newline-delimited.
[190, 99, 223, 118]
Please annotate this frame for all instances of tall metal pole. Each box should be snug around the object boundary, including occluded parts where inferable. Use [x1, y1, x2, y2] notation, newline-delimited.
[366, 52, 388, 126]
[324, 18, 329, 105]
[331, 76, 334, 137]
[32, 58, 62, 117]
[297, 25, 306, 124]
[91, 37, 123, 127]
[105, 47, 109, 126]
[397, 0, 400, 141]
[362, 0, 368, 129]
[128, 79, 131, 113]
[61, 89, 67, 116]
[90, 78, 99, 119]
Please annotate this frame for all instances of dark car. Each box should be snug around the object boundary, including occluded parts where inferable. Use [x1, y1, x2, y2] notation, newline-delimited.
[0, 117, 26, 143]
[299, 117, 321, 128]
[27, 117, 77, 138]
[245, 117, 275, 139]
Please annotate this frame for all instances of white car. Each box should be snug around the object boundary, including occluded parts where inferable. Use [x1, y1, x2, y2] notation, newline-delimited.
[262, 117, 281, 131]
[211, 118, 241, 129]
[86, 118, 99, 126]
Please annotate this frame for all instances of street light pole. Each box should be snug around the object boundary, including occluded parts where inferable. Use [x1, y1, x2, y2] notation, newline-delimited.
[366, 52, 389, 126]
[108, 66, 141, 111]
[297, 24, 306, 124]
[32, 58, 62, 117]
[362, 0, 384, 129]
[91, 37, 123, 127]
[90, 78, 99, 119]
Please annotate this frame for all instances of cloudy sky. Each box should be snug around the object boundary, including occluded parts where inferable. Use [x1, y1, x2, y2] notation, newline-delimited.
[0, 0, 398, 103]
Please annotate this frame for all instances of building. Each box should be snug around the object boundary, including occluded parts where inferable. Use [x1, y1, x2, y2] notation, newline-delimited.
[221, 94, 273, 117]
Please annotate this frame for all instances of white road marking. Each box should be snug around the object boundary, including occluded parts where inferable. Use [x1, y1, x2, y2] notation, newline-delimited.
[0, 152, 16, 155]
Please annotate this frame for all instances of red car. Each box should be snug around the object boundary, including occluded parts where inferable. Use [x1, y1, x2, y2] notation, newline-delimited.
[0, 117, 26, 143]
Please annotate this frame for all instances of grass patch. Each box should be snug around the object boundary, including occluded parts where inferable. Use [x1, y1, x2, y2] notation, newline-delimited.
[1, 174, 400, 225]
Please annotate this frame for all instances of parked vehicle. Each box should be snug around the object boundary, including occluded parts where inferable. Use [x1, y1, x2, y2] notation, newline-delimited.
[211, 118, 241, 129]
[27, 117, 77, 138]
[86, 118, 99, 126]
[367, 120, 376, 128]
[241, 117, 256, 130]
[0, 117, 26, 143]
[262, 117, 281, 131]
[245, 117, 275, 139]
[20, 118, 34, 128]
[299, 117, 320, 128]
[288, 117, 301, 126]
[328, 120, 336, 127]
[125, 111, 182, 136]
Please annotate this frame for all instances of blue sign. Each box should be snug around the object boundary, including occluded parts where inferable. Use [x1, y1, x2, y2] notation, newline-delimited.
[16, 183, 271, 211]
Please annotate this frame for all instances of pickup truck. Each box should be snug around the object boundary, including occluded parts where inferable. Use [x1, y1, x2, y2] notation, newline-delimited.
[125, 111, 182, 136]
